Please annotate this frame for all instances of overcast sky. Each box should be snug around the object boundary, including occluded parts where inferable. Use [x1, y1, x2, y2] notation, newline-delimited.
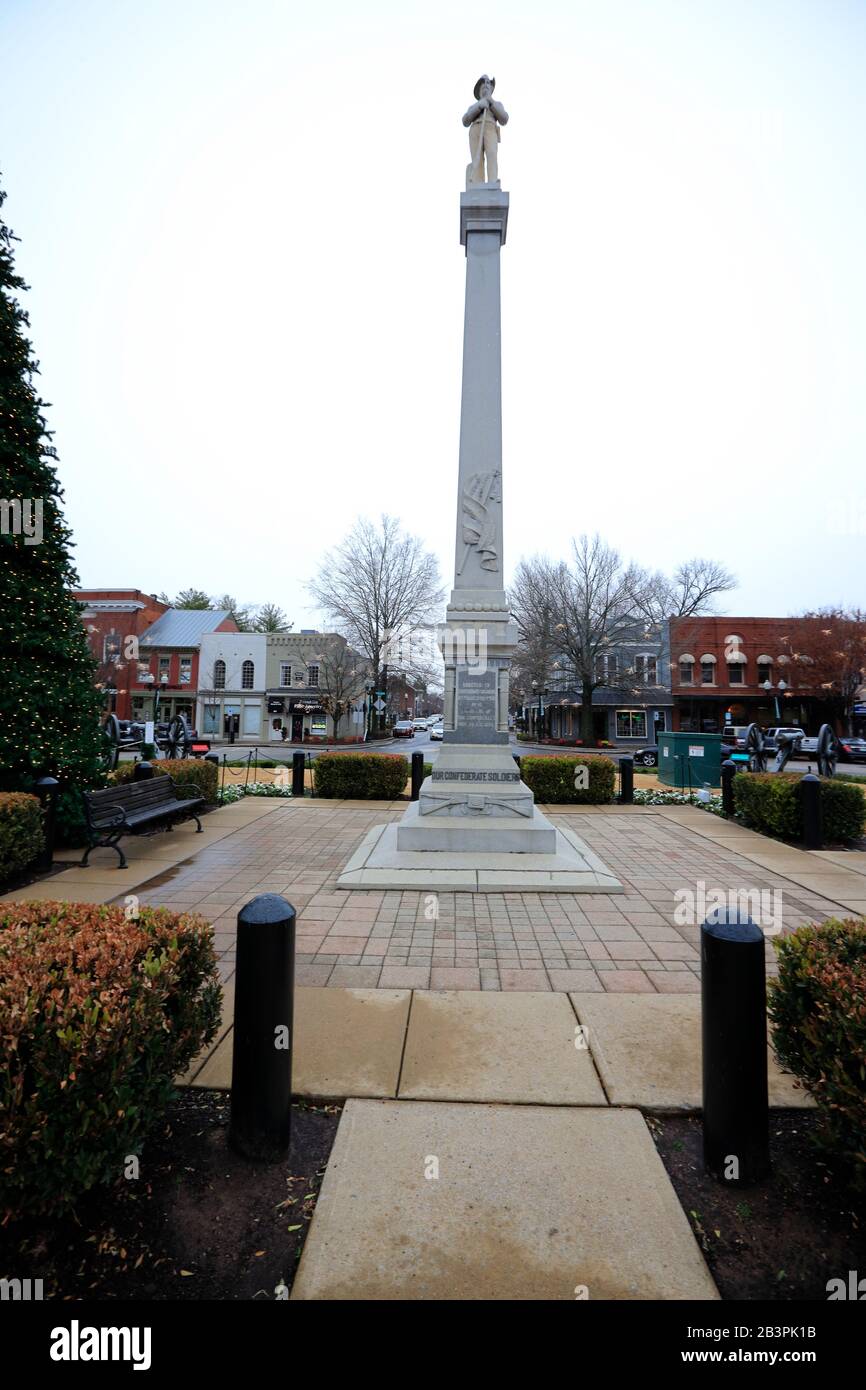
[3, 0, 864, 626]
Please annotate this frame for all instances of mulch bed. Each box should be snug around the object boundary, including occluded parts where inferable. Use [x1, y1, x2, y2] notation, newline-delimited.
[649, 1111, 865, 1299]
[1, 1090, 341, 1301]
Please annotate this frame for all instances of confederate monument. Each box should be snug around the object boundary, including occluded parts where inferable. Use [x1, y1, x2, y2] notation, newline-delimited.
[338, 79, 621, 891]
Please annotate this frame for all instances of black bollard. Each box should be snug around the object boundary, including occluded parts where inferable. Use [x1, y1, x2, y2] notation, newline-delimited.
[701, 908, 770, 1184]
[619, 756, 634, 805]
[721, 759, 736, 818]
[292, 751, 306, 797]
[34, 776, 59, 871]
[229, 894, 296, 1161]
[133, 760, 154, 781]
[411, 751, 424, 801]
[800, 772, 822, 850]
[204, 752, 219, 768]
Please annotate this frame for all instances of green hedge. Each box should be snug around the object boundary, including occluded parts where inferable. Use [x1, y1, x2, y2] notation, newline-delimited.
[313, 753, 409, 800]
[0, 901, 221, 1220]
[110, 757, 219, 804]
[769, 917, 866, 1182]
[519, 755, 616, 804]
[0, 793, 44, 882]
[733, 772, 866, 844]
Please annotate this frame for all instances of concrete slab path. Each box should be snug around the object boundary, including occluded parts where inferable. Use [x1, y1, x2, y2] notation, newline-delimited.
[291, 1099, 719, 1300]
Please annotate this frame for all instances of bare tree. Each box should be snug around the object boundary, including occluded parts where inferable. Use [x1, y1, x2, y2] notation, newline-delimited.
[509, 555, 562, 711]
[314, 636, 369, 741]
[633, 558, 737, 625]
[549, 536, 653, 741]
[307, 515, 444, 734]
[779, 609, 866, 733]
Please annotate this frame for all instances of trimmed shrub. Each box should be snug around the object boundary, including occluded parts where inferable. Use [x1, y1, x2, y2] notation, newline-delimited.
[111, 757, 219, 804]
[0, 794, 44, 882]
[520, 754, 616, 804]
[0, 901, 221, 1221]
[769, 917, 866, 1180]
[313, 752, 409, 800]
[733, 772, 866, 844]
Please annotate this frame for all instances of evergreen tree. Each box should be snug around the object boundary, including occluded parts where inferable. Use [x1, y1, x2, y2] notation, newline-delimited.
[0, 178, 104, 825]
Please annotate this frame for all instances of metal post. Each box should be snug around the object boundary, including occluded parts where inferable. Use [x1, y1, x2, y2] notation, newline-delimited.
[292, 750, 306, 797]
[411, 750, 424, 801]
[619, 756, 634, 805]
[133, 760, 154, 781]
[229, 894, 295, 1161]
[721, 759, 736, 818]
[800, 772, 822, 850]
[34, 776, 59, 871]
[701, 907, 770, 1184]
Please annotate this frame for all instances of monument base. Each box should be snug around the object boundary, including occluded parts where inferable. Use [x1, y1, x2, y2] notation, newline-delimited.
[336, 817, 624, 893]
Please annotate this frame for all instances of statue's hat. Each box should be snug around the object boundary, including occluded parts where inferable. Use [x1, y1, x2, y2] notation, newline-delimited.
[474, 74, 495, 99]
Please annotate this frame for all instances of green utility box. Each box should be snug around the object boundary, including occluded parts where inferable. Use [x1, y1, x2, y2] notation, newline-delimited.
[658, 731, 723, 789]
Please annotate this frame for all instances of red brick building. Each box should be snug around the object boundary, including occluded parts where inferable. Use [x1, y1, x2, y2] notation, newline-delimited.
[668, 616, 841, 734]
[75, 589, 169, 720]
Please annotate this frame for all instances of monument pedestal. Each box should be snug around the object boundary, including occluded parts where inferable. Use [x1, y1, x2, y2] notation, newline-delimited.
[336, 155, 621, 894]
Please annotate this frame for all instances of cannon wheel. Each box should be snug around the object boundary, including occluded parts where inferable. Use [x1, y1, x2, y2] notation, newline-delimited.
[166, 714, 192, 760]
[745, 722, 766, 773]
[100, 713, 121, 772]
[816, 723, 839, 778]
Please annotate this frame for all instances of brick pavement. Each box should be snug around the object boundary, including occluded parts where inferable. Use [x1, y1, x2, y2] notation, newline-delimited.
[128, 803, 845, 992]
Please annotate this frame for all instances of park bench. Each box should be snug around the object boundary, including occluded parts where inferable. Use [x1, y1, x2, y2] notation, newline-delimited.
[80, 774, 205, 869]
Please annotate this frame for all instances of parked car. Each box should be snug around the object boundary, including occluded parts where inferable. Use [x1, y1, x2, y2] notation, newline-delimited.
[722, 725, 750, 750]
[839, 735, 866, 763]
[430, 724, 444, 741]
[392, 720, 415, 738]
[634, 746, 660, 767]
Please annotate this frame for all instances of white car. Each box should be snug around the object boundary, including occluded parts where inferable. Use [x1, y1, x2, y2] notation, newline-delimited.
[430, 724, 444, 740]
[413, 718, 430, 731]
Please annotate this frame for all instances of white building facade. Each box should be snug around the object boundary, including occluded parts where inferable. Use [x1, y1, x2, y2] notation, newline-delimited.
[197, 632, 268, 741]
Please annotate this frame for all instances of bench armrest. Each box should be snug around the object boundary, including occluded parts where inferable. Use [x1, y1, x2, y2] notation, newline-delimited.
[170, 779, 205, 800]
[82, 799, 127, 829]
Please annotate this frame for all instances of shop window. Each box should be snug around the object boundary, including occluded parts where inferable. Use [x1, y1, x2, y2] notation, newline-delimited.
[616, 709, 647, 739]
[203, 704, 220, 735]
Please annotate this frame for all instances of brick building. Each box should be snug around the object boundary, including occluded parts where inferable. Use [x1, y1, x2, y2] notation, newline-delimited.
[668, 616, 842, 733]
[75, 589, 169, 719]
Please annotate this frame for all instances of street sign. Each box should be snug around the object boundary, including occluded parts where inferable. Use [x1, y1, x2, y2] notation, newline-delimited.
[374, 699, 385, 713]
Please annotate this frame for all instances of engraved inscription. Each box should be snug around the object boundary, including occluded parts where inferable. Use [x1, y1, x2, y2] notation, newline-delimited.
[455, 667, 497, 733]
[431, 770, 519, 782]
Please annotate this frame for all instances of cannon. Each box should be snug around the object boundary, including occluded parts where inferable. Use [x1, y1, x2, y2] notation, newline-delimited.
[100, 712, 195, 772]
[744, 722, 766, 773]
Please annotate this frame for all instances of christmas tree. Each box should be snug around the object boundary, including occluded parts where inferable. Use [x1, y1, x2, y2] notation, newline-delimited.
[0, 176, 104, 831]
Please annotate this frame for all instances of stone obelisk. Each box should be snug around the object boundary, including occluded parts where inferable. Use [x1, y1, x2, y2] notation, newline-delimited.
[337, 79, 621, 891]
